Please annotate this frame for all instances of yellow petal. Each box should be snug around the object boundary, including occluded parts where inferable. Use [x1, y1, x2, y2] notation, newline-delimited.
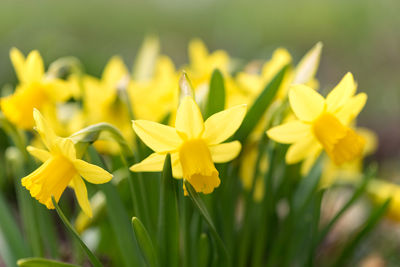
[25, 50, 44, 82]
[202, 104, 246, 145]
[209, 141, 242, 163]
[129, 153, 165, 172]
[286, 136, 320, 164]
[171, 153, 183, 178]
[33, 109, 58, 151]
[26, 146, 51, 162]
[73, 159, 113, 184]
[301, 147, 322, 175]
[71, 175, 93, 218]
[175, 96, 204, 139]
[10, 47, 25, 82]
[45, 79, 71, 102]
[58, 138, 76, 159]
[267, 121, 311, 144]
[102, 56, 128, 88]
[289, 85, 325, 122]
[189, 39, 208, 72]
[335, 93, 367, 125]
[326, 73, 356, 113]
[132, 120, 182, 152]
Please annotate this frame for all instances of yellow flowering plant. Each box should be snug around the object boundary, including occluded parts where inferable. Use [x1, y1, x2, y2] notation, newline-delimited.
[0, 39, 395, 267]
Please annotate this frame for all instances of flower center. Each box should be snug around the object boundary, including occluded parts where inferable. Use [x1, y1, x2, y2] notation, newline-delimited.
[312, 112, 365, 165]
[179, 139, 220, 194]
[21, 155, 77, 209]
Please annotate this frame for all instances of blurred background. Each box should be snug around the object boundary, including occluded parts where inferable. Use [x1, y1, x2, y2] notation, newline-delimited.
[0, 0, 399, 175]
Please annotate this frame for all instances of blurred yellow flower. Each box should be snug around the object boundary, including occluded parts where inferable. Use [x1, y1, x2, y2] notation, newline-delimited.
[21, 109, 113, 217]
[188, 39, 230, 88]
[367, 179, 400, 222]
[1, 48, 70, 129]
[267, 73, 367, 173]
[82, 56, 132, 153]
[130, 96, 246, 194]
[129, 56, 179, 122]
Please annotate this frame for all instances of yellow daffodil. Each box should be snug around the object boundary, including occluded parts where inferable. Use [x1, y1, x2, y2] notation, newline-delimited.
[130, 96, 246, 194]
[267, 73, 367, 173]
[21, 109, 113, 217]
[1, 48, 70, 129]
[367, 179, 400, 222]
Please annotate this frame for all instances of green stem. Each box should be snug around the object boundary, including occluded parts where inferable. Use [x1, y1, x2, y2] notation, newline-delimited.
[51, 197, 103, 267]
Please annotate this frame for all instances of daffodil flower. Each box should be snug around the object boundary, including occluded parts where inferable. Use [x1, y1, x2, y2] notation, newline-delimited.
[130, 96, 246, 194]
[21, 109, 113, 217]
[267, 73, 367, 173]
[1, 48, 70, 129]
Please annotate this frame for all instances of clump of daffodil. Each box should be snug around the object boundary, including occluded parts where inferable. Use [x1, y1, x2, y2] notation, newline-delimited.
[1, 48, 70, 129]
[21, 109, 113, 217]
[267, 72, 367, 173]
[130, 95, 246, 194]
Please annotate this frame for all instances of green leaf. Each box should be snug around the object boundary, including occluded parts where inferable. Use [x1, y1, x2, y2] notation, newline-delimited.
[198, 233, 211, 267]
[17, 257, 80, 267]
[316, 167, 374, 245]
[87, 147, 144, 267]
[184, 181, 230, 266]
[158, 154, 179, 266]
[234, 65, 289, 142]
[98, 183, 144, 267]
[204, 69, 225, 119]
[132, 217, 158, 267]
[51, 197, 103, 267]
[0, 192, 29, 267]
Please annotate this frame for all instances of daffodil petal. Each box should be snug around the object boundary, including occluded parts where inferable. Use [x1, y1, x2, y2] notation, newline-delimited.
[26, 146, 51, 162]
[58, 138, 76, 159]
[202, 104, 247, 145]
[301, 147, 322, 175]
[25, 50, 44, 82]
[286, 136, 321, 164]
[129, 153, 165, 172]
[326, 72, 356, 113]
[171, 153, 183, 178]
[335, 93, 367, 125]
[175, 96, 204, 139]
[10, 48, 25, 82]
[102, 56, 128, 88]
[209, 141, 242, 163]
[289, 85, 325, 122]
[33, 109, 58, 151]
[267, 121, 311, 144]
[71, 175, 92, 218]
[132, 120, 182, 152]
[73, 159, 113, 184]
